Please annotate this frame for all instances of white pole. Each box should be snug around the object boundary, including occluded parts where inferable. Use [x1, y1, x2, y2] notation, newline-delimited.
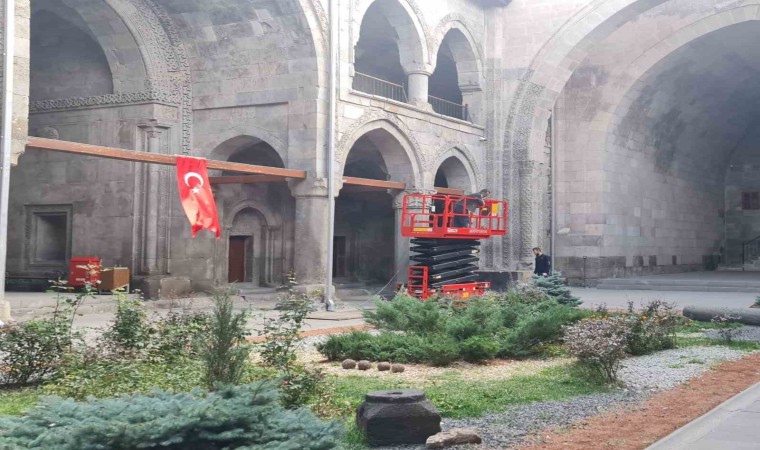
[325, 0, 338, 311]
[0, 0, 16, 322]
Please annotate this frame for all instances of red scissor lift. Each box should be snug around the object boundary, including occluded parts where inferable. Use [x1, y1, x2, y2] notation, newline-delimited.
[401, 193, 508, 300]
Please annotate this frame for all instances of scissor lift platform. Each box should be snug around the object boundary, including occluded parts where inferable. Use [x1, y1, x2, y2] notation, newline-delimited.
[400, 193, 508, 300]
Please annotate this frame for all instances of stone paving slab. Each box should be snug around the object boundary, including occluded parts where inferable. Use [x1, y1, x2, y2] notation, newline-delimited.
[647, 382, 760, 450]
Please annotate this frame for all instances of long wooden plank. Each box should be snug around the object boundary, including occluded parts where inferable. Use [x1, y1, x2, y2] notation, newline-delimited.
[342, 176, 406, 190]
[26, 137, 307, 179]
[435, 187, 465, 195]
[209, 175, 287, 184]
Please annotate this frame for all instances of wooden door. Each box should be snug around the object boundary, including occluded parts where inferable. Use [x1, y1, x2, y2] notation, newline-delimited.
[228, 236, 247, 282]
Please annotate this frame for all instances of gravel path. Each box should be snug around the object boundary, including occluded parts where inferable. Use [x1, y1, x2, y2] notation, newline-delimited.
[363, 345, 755, 450]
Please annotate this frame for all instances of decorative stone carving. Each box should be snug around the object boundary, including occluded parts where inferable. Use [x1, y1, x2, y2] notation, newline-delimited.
[336, 109, 426, 172]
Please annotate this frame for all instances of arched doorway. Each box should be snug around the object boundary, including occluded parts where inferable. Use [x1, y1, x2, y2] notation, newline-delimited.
[228, 208, 267, 284]
[211, 136, 292, 287]
[337, 125, 419, 283]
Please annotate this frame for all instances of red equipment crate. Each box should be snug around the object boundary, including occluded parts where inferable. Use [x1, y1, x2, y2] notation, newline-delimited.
[401, 193, 508, 239]
[68, 257, 102, 287]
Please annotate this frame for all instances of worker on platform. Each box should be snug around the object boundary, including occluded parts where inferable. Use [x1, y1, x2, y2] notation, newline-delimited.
[451, 189, 490, 228]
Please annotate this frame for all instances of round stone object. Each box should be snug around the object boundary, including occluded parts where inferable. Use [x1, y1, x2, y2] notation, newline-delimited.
[356, 390, 441, 446]
[391, 364, 405, 373]
[377, 362, 391, 371]
[342, 359, 357, 369]
[357, 360, 372, 370]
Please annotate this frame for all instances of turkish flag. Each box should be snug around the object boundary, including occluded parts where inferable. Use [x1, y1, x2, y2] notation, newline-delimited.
[175, 156, 221, 238]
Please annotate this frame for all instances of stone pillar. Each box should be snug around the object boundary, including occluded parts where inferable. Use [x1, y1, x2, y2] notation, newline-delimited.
[518, 160, 536, 269]
[407, 72, 431, 108]
[290, 178, 330, 289]
[143, 128, 162, 274]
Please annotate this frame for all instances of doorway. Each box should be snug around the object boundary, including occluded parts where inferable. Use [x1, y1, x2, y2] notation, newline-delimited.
[333, 236, 347, 278]
[228, 236, 251, 283]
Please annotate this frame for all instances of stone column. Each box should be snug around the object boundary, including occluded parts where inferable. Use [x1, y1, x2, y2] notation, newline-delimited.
[143, 128, 162, 274]
[289, 178, 330, 289]
[518, 160, 536, 269]
[407, 72, 431, 108]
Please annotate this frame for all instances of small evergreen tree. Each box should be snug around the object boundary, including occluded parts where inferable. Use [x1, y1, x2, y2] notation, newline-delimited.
[0, 382, 341, 449]
[201, 289, 250, 388]
[533, 272, 581, 306]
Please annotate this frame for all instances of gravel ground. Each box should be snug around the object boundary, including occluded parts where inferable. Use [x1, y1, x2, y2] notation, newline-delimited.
[362, 345, 754, 450]
[703, 325, 760, 342]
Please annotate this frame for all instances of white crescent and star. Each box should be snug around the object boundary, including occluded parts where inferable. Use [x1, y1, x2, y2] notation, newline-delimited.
[184, 172, 204, 194]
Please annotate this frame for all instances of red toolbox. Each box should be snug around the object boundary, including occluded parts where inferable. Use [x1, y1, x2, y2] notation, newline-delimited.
[68, 257, 102, 287]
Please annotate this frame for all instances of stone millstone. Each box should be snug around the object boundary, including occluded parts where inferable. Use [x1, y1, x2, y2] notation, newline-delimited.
[426, 428, 482, 449]
[342, 359, 357, 369]
[391, 364, 405, 373]
[377, 362, 391, 371]
[356, 390, 441, 447]
[358, 360, 372, 370]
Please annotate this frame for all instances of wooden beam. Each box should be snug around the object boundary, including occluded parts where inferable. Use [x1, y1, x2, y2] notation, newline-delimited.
[342, 176, 406, 190]
[26, 137, 307, 179]
[435, 187, 465, 196]
[209, 175, 287, 184]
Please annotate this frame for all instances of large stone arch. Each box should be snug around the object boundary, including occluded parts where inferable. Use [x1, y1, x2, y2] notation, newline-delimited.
[28, 0, 193, 154]
[433, 148, 478, 194]
[337, 116, 424, 188]
[206, 130, 289, 168]
[430, 18, 483, 88]
[352, 0, 431, 72]
[432, 143, 481, 190]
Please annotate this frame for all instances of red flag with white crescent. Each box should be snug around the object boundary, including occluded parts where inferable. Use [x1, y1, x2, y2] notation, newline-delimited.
[175, 156, 221, 238]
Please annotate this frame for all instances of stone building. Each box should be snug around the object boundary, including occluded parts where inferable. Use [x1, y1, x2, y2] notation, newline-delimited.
[2, 0, 760, 296]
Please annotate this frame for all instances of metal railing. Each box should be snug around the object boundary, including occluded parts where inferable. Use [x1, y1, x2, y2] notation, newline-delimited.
[742, 235, 760, 270]
[429, 95, 469, 121]
[353, 72, 408, 103]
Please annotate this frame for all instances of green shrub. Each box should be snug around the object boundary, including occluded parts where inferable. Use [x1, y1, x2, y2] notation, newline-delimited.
[460, 336, 499, 362]
[0, 284, 93, 386]
[44, 356, 204, 400]
[102, 292, 150, 352]
[201, 290, 250, 388]
[626, 300, 681, 355]
[150, 309, 213, 358]
[317, 332, 460, 366]
[259, 276, 315, 368]
[365, 295, 446, 334]
[281, 364, 326, 409]
[0, 320, 68, 386]
[564, 316, 632, 382]
[499, 304, 588, 357]
[533, 273, 581, 306]
[0, 382, 341, 450]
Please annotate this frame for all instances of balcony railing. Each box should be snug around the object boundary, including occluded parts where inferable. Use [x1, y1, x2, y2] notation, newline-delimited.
[353, 72, 408, 103]
[429, 95, 469, 121]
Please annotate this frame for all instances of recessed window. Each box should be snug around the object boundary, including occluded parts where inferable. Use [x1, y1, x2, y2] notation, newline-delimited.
[742, 192, 760, 210]
[26, 205, 72, 267]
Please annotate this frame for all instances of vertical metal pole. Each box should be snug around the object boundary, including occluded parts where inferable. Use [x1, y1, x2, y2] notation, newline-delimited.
[325, 0, 338, 311]
[550, 108, 557, 273]
[0, 0, 15, 321]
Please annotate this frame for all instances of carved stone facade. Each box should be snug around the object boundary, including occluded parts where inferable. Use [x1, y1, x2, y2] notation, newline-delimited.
[5, 0, 757, 297]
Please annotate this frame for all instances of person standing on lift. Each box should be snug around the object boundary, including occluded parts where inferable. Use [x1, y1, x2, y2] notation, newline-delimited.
[451, 189, 491, 228]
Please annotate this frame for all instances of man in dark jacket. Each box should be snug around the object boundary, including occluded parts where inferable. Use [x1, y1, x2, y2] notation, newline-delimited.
[451, 189, 490, 228]
[533, 247, 551, 276]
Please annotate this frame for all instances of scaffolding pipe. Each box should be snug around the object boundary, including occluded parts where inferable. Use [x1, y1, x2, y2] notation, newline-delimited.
[324, 0, 338, 311]
[0, 0, 15, 321]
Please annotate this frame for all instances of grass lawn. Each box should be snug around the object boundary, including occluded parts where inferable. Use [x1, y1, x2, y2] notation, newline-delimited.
[326, 362, 609, 449]
[0, 387, 42, 416]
